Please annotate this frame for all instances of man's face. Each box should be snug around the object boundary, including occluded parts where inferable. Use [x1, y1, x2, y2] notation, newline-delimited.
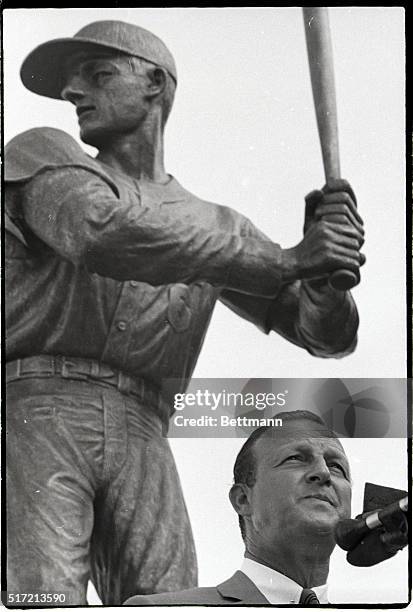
[247, 423, 352, 548]
[61, 52, 149, 147]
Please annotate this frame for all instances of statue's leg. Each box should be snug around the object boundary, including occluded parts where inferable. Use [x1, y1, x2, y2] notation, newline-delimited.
[90, 393, 198, 606]
[6, 377, 102, 606]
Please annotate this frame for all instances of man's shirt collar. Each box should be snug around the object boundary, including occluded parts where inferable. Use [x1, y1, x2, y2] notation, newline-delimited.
[240, 557, 329, 604]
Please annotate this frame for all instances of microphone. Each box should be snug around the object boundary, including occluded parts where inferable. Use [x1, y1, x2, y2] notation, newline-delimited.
[335, 496, 408, 566]
[335, 496, 408, 551]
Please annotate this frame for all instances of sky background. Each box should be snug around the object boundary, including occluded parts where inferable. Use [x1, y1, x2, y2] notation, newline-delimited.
[3, 7, 407, 606]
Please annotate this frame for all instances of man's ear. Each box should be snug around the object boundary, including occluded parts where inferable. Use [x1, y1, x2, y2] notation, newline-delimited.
[229, 483, 252, 519]
[146, 67, 167, 98]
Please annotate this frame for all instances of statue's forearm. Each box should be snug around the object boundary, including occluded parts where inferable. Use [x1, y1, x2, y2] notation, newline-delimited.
[293, 279, 359, 358]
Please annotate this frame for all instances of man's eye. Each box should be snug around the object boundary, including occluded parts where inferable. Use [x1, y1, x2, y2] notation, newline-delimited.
[93, 70, 113, 81]
[285, 454, 303, 462]
[329, 462, 346, 475]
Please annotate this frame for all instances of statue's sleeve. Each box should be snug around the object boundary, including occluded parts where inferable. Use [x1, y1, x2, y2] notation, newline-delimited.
[5, 129, 285, 297]
[220, 279, 358, 357]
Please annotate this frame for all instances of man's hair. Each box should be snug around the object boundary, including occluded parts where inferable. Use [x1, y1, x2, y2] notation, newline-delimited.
[129, 56, 176, 127]
[232, 410, 335, 541]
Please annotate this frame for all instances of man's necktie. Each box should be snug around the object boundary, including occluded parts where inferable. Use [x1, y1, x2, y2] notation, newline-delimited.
[299, 588, 320, 605]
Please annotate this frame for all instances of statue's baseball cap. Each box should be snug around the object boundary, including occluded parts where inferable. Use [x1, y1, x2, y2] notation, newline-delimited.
[20, 20, 177, 100]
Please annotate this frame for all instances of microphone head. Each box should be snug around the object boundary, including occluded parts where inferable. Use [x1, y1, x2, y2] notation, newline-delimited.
[334, 518, 368, 551]
[346, 528, 405, 567]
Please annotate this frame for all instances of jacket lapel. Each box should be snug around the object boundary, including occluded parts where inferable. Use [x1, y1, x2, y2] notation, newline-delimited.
[217, 571, 270, 604]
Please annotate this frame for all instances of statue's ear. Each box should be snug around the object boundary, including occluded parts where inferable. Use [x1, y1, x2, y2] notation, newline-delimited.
[146, 66, 167, 98]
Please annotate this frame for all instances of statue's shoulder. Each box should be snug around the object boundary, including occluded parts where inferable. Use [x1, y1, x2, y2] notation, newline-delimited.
[5, 127, 118, 194]
[7, 126, 79, 145]
[5, 127, 90, 181]
[6, 126, 84, 158]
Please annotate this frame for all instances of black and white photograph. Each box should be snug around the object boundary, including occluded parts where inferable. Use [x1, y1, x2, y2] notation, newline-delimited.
[2, 6, 408, 608]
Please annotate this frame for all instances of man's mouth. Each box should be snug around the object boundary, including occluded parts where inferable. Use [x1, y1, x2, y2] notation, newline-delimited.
[304, 494, 336, 507]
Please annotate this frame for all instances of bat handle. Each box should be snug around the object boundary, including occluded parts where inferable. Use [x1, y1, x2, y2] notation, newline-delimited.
[324, 177, 360, 291]
[329, 269, 359, 291]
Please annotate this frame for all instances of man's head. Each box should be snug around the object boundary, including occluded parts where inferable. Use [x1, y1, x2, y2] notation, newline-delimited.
[20, 21, 177, 145]
[229, 411, 352, 555]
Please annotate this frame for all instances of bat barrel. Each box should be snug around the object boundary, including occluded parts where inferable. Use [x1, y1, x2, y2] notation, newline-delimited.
[303, 7, 341, 182]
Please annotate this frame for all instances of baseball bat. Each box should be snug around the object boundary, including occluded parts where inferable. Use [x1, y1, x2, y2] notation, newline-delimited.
[302, 7, 359, 291]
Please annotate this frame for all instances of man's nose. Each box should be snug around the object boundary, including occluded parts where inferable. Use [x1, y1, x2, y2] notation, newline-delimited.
[305, 458, 331, 485]
[61, 74, 87, 103]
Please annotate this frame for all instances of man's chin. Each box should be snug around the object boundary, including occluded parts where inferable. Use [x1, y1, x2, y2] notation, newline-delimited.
[296, 509, 340, 537]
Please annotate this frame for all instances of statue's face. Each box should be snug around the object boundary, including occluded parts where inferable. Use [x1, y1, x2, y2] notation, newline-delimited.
[61, 51, 150, 147]
[246, 424, 352, 549]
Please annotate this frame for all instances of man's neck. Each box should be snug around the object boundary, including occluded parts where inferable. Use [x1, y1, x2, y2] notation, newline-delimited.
[96, 114, 169, 183]
[244, 536, 332, 588]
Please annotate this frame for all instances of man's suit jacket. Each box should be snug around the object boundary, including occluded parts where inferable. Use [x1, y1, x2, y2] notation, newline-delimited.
[123, 571, 270, 605]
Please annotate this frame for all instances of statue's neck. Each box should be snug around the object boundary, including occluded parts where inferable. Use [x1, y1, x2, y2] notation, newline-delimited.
[96, 115, 168, 183]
